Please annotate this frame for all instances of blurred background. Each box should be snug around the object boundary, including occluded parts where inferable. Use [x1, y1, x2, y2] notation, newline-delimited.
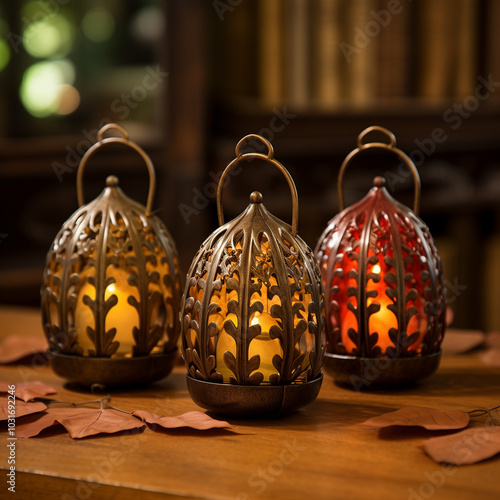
[0, 0, 499, 331]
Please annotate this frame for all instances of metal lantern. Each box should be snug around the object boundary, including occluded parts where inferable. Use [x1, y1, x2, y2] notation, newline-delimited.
[315, 126, 446, 389]
[181, 134, 325, 417]
[41, 123, 183, 387]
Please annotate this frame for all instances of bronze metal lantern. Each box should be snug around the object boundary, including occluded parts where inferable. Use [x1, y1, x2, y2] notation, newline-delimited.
[41, 123, 183, 387]
[315, 126, 446, 389]
[181, 134, 325, 417]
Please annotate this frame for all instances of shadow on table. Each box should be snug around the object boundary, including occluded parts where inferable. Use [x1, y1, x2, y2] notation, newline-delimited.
[62, 371, 188, 398]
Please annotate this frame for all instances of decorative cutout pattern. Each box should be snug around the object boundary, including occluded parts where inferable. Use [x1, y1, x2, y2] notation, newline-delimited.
[41, 184, 182, 358]
[315, 185, 445, 359]
[181, 200, 325, 386]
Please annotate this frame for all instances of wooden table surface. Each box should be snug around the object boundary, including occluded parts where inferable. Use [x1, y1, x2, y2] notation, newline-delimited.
[0, 305, 499, 500]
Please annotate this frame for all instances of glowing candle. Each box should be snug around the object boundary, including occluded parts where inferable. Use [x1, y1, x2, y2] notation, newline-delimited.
[366, 263, 398, 352]
[367, 293, 398, 352]
[339, 260, 428, 355]
[214, 310, 282, 383]
[248, 311, 282, 382]
[75, 267, 139, 357]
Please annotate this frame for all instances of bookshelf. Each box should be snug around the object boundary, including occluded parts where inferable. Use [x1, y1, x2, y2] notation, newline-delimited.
[212, 0, 499, 109]
[206, 0, 500, 331]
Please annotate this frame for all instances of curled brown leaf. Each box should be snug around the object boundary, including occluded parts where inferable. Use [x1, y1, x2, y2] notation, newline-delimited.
[479, 348, 500, 367]
[133, 410, 231, 431]
[420, 426, 500, 465]
[0, 397, 47, 421]
[362, 406, 470, 430]
[0, 335, 48, 364]
[0, 381, 57, 402]
[16, 407, 145, 439]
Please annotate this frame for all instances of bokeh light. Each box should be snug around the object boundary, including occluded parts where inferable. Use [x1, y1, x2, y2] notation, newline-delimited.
[82, 7, 115, 43]
[20, 60, 78, 117]
[131, 6, 164, 43]
[0, 17, 10, 72]
[56, 83, 80, 115]
[0, 39, 10, 72]
[0, 17, 8, 36]
[23, 14, 74, 58]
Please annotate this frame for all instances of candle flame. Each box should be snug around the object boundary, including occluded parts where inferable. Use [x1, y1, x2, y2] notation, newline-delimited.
[372, 264, 381, 274]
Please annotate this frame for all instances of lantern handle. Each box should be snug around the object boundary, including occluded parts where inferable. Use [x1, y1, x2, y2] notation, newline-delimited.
[76, 123, 156, 216]
[338, 126, 421, 215]
[217, 134, 299, 236]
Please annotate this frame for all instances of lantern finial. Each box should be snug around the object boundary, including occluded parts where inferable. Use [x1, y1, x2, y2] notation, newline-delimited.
[106, 175, 119, 187]
[249, 191, 263, 204]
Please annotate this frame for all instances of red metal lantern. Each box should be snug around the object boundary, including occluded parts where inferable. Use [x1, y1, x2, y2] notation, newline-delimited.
[315, 126, 446, 389]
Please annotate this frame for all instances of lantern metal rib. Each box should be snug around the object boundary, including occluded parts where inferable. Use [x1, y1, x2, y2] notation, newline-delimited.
[181, 134, 325, 416]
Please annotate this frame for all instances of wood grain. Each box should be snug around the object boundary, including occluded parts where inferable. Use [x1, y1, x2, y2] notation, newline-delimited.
[1, 306, 499, 500]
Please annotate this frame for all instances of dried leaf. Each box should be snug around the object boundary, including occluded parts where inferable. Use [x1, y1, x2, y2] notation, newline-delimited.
[445, 306, 454, 326]
[64, 408, 144, 439]
[420, 426, 500, 465]
[133, 410, 231, 431]
[16, 407, 145, 439]
[0, 397, 47, 421]
[362, 406, 470, 430]
[486, 332, 500, 349]
[0, 335, 48, 364]
[0, 381, 56, 402]
[441, 328, 485, 356]
[479, 348, 500, 367]
[14, 409, 72, 437]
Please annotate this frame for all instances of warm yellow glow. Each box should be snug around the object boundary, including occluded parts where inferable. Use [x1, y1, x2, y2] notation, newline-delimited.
[75, 267, 139, 357]
[211, 280, 238, 381]
[248, 337, 282, 382]
[372, 264, 381, 274]
[248, 311, 282, 382]
[211, 278, 284, 383]
[215, 331, 237, 381]
[249, 311, 274, 341]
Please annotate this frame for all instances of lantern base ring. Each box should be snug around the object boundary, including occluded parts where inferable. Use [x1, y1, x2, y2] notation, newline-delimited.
[324, 351, 441, 389]
[186, 374, 323, 418]
[48, 348, 178, 388]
